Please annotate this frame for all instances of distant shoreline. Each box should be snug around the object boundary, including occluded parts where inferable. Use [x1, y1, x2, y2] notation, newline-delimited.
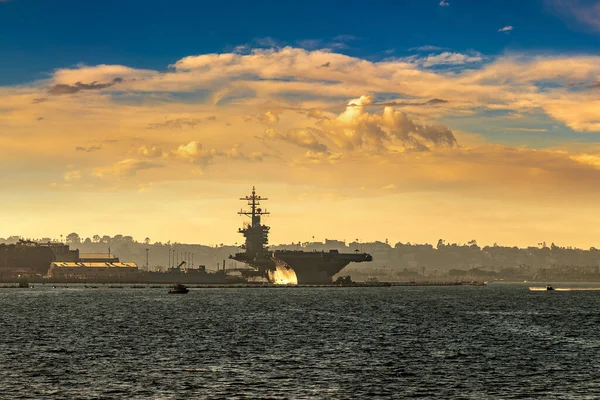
[0, 280, 489, 288]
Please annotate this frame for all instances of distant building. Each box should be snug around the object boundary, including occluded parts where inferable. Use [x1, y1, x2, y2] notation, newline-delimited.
[325, 239, 346, 250]
[79, 253, 119, 263]
[47, 261, 139, 279]
[0, 240, 67, 277]
[44, 242, 79, 262]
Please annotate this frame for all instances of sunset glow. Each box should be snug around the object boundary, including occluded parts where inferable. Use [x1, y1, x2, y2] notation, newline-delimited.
[1, 0, 600, 248]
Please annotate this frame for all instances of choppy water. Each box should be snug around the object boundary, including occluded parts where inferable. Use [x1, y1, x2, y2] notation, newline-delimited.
[1, 284, 599, 399]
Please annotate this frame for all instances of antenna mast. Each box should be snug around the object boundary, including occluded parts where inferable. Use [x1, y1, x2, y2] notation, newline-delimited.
[238, 186, 269, 228]
[237, 186, 271, 255]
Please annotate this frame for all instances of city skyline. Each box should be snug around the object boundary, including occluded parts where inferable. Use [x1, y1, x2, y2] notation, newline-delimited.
[1, 0, 600, 247]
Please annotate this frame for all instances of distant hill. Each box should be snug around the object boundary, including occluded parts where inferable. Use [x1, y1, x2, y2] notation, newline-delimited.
[2, 234, 599, 281]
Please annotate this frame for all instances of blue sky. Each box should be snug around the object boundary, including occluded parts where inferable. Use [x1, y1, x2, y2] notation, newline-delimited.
[1, 0, 598, 84]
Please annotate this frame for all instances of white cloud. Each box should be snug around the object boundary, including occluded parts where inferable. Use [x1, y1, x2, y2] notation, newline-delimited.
[93, 159, 163, 178]
[232, 44, 250, 54]
[266, 95, 458, 157]
[52, 64, 156, 85]
[254, 37, 281, 48]
[244, 110, 281, 126]
[63, 170, 82, 181]
[439, 0, 450, 6]
[226, 148, 264, 162]
[503, 128, 549, 132]
[137, 145, 164, 158]
[498, 25, 514, 32]
[546, 0, 600, 32]
[297, 39, 322, 50]
[6, 47, 597, 135]
[409, 45, 446, 52]
[421, 52, 484, 67]
[173, 141, 217, 164]
[333, 34, 359, 42]
[167, 141, 265, 165]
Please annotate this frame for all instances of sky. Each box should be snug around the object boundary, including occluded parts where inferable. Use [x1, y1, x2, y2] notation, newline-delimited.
[1, 0, 600, 248]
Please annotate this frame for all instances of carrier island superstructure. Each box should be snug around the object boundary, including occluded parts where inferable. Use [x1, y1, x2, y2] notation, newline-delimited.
[231, 187, 373, 284]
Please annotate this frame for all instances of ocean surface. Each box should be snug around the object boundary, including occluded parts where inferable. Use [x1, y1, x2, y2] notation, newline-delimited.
[1, 283, 599, 399]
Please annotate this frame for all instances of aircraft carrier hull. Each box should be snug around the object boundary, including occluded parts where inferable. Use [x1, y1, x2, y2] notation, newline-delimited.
[275, 251, 372, 284]
[233, 250, 373, 284]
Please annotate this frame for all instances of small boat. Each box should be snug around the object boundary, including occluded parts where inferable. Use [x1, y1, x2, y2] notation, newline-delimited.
[529, 285, 557, 291]
[168, 283, 189, 294]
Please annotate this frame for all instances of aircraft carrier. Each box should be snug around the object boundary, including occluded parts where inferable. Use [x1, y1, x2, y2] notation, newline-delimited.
[231, 187, 372, 284]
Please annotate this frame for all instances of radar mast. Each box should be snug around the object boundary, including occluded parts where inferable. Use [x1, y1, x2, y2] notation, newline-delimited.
[237, 186, 270, 256]
[238, 186, 269, 228]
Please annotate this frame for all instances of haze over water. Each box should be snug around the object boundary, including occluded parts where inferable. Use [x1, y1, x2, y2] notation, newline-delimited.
[2, 284, 599, 399]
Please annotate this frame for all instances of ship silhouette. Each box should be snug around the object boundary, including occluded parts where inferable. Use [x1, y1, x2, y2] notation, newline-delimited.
[230, 187, 373, 284]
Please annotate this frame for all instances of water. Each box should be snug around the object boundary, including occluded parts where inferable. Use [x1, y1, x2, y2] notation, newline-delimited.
[1, 284, 599, 399]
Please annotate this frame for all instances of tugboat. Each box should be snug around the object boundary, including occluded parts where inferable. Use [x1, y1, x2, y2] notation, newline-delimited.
[546, 285, 555, 291]
[168, 283, 189, 294]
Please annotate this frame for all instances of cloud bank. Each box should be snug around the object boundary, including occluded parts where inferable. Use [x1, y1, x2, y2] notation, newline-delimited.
[0, 46, 599, 202]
